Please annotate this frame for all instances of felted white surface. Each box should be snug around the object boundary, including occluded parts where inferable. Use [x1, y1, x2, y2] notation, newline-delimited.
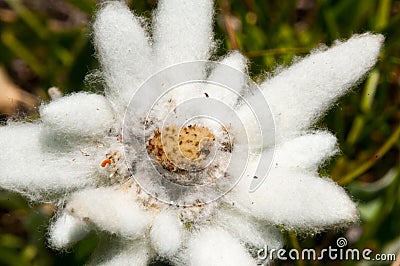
[40, 92, 115, 136]
[88, 238, 151, 266]
[0, 123, 96, 195]
[273, 131, 338, 170]
[261, 33, 383, 141]
[49, 212, 90, 249]
[150, 209, 184, 257]
[66, 187, 151, 238]
[94, 1, 153, 113]
[186, 227, 256, 266]
[232, 166, 358, 231]
[205, 51, 248, 107]
[153, 0, 214, 69]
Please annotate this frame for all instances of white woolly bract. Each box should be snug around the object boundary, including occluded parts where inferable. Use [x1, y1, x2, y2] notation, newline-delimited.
[66, 187, 151, 238]
[40, 93, 115, 136]
[150, 210, 184, 257]
[261, 33, 384, 141]
[0, 123, 97, 195]
[94, 1, 152, 112]
[233, 167, 358, 231]
[273, 131, 338, 170]
[186, 227, 256, 266]
[204, 51, 248, 107]
[153, 0, 214, 69]
[49, 212, 89, 249]
[215, 207, 283, 252]
[89, 238, 151, 266]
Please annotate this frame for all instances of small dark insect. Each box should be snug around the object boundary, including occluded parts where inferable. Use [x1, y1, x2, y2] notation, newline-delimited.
[204, 92, 209, 98]
[253, 176, 258, 179]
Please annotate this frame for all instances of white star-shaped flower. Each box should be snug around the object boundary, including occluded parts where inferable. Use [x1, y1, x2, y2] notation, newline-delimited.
[0, 1, 383, 265]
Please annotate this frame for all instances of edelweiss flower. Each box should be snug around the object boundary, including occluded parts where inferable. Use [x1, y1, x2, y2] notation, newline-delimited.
[0, 1, 383, 265]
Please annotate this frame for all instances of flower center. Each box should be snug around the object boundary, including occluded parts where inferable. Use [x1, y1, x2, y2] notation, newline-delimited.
[147, 124, 215, 172]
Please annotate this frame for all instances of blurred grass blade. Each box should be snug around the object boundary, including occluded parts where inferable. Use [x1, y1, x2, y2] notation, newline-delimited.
[361, 69, 380, 112]
[1, 31, 45, 77]
[358, 198, 383, 222]
[339, 124, 400, 185]
[323, 9, 339, 39]
[4, 0, 47, 39]
[359, 168, 399, 242]
[245, 47, 310, 58]
[374, 0, 391, 31]
[349, 168, 398, 201]
[346, 69, 380, 145]
[64, 0, 97, 14]
[54, 46, 74, 67]
[288, 232, 304, 266]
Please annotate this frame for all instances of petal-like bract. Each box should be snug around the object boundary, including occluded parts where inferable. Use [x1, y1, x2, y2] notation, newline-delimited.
[66, 187, 151, 238]
[262, 33, 384, 140]
[150, 210, 184, 257]
[49, 212, 90, 249]
[273, 131, 338, 170]
[153, 0, 214, 69]
[216, 207, 283, 253]
[186, 227, 256, 266]
[40, 93, 115, 136]
[236, 168, 359, 231]
[0, 124, 96, 195]
[89, 238, 151, 266]
[205, 51, 248, 107]
[94, 1, 153, 111]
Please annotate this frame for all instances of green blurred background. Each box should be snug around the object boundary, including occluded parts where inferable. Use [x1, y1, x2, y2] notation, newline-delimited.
[0, 0, 399, 265]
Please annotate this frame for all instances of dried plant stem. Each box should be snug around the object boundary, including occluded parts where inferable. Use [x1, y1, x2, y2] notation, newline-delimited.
[219, 0, 240, 50]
